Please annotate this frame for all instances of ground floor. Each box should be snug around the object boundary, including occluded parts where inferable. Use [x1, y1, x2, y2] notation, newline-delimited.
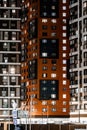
[0, 122, 87, 130]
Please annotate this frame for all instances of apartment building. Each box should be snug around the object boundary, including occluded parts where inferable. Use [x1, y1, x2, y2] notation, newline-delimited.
[0, 0, 21, 122]
[69, 0, 87, 122]
[20, 0, 70, 121]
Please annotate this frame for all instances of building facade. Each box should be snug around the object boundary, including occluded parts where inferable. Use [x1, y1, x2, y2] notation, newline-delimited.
[0, 0, 21, 121]
[69, 0, 87, 122]
[21, 0, 70, 120]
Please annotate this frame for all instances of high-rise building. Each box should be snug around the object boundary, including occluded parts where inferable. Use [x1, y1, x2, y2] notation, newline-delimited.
[0, 0, 21, 122]
[69, 0, 87, 122]
[21, 0, 70, 121]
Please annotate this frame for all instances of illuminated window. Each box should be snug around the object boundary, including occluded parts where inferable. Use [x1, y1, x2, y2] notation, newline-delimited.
[51, 73, 57, 78]
[63, 46, 66, 50]
[63, 94, 66, 98]
[42, 19, 48, 23]
[63, 33, 66, 37]
[10, 67, 15, 74]
[63, 80, 66, 85]
[63, 39, 66, 44]
[63, 101, 66, 105]
[62, 6, 66, 10]
[51, 19, 57, 23]
[62, 53, 66, 57]
[63, 74, 66, 78]
[63, 108, 66, 112]
[62, 67, 66, 71]
[63, 60, 66, 64]
[42, 73, 47, 78]
[63, 26, 66, 30]
[62, 0, 66, 3]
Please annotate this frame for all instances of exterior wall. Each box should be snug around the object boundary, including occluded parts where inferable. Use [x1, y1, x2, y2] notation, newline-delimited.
[21, 0, 70, 118]
[69, 0, 87, 121]
[0, 0, 21, 120]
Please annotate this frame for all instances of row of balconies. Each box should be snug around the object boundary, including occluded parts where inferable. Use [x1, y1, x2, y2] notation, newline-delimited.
[0, 0, 20, 7]
[0, 76, 20, 85]
[0, 88, 20, 97]
[70, 1, 87, 18]
[0, 65, 20, 74]
[0, 9, 21, 18]
[0, 43, 21, 51]
[0, 98, 20, 109]
[0, 20, 20, 29]
[0, 31, 20, 40]
[0, 53, 20, 63]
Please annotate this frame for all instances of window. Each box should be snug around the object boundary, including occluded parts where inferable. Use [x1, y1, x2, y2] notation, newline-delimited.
[62, 6, 66, 10]
[42, 32, 47, 36]
[10, 66, 15, 74]
[63, 46, 66, 50]
[42, 73, 47, 78]
[51, 19, 57, 23]
[63, 101, 66, 105]
[62, 53, 66, 57]
[63, 80, 66, 85]
[51, 101, 56, 105]
[42, 59, 47, 64]
[42, 52, 48, 57]
[63, 94, 66, 98]
[51, 73, 57, 78]
[42, 101, 47, 105]
[42, 108, 47, 112]
[51, 94, 57, 99]
[11, 76, 16, 83]
[63, 26, 66, 30]
[51, 66, 57, 71]
[62, 13, 66, 17]
[51, 26, 57, 30]
[51, 32, 56, 37]
[40, 39, 59, 58]
[63, 60, 66, 64]
[62, 67, 66, 71]
[40, 80, 58, 100]
[63, 33, 66, 37]
[42, 19, 48, 23]
[63, 19, 66, 23]
[42, 66, 48, 70]
[63, 108, 66, 112]
[63, 39, 66, 44]
[51, 5, 56, 10]
[63, 74, 66, 78]
[62, 0, 66, 3]
[42, 25, 47, 30]
[3, 99, 8, 108]
[51, 108, 56, 112]
[40, 0, 58, 18]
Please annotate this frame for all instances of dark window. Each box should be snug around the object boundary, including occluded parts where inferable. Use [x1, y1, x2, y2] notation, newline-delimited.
[42, 25, 47, 30]
[28, 59, 37, 79]
[51, 26, 57, 30]
[40, 80, 58, 100]
[40, 39, 59, 58]
[28, 18, 38, 39]
[40, 0, 58, 18]
[42, 32, 47, 36]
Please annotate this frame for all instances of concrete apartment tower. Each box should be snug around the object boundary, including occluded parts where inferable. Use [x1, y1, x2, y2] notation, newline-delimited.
[69, 0, 87, 122]
[20, 0, 70, 122]
[0, 0, 21, 126]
